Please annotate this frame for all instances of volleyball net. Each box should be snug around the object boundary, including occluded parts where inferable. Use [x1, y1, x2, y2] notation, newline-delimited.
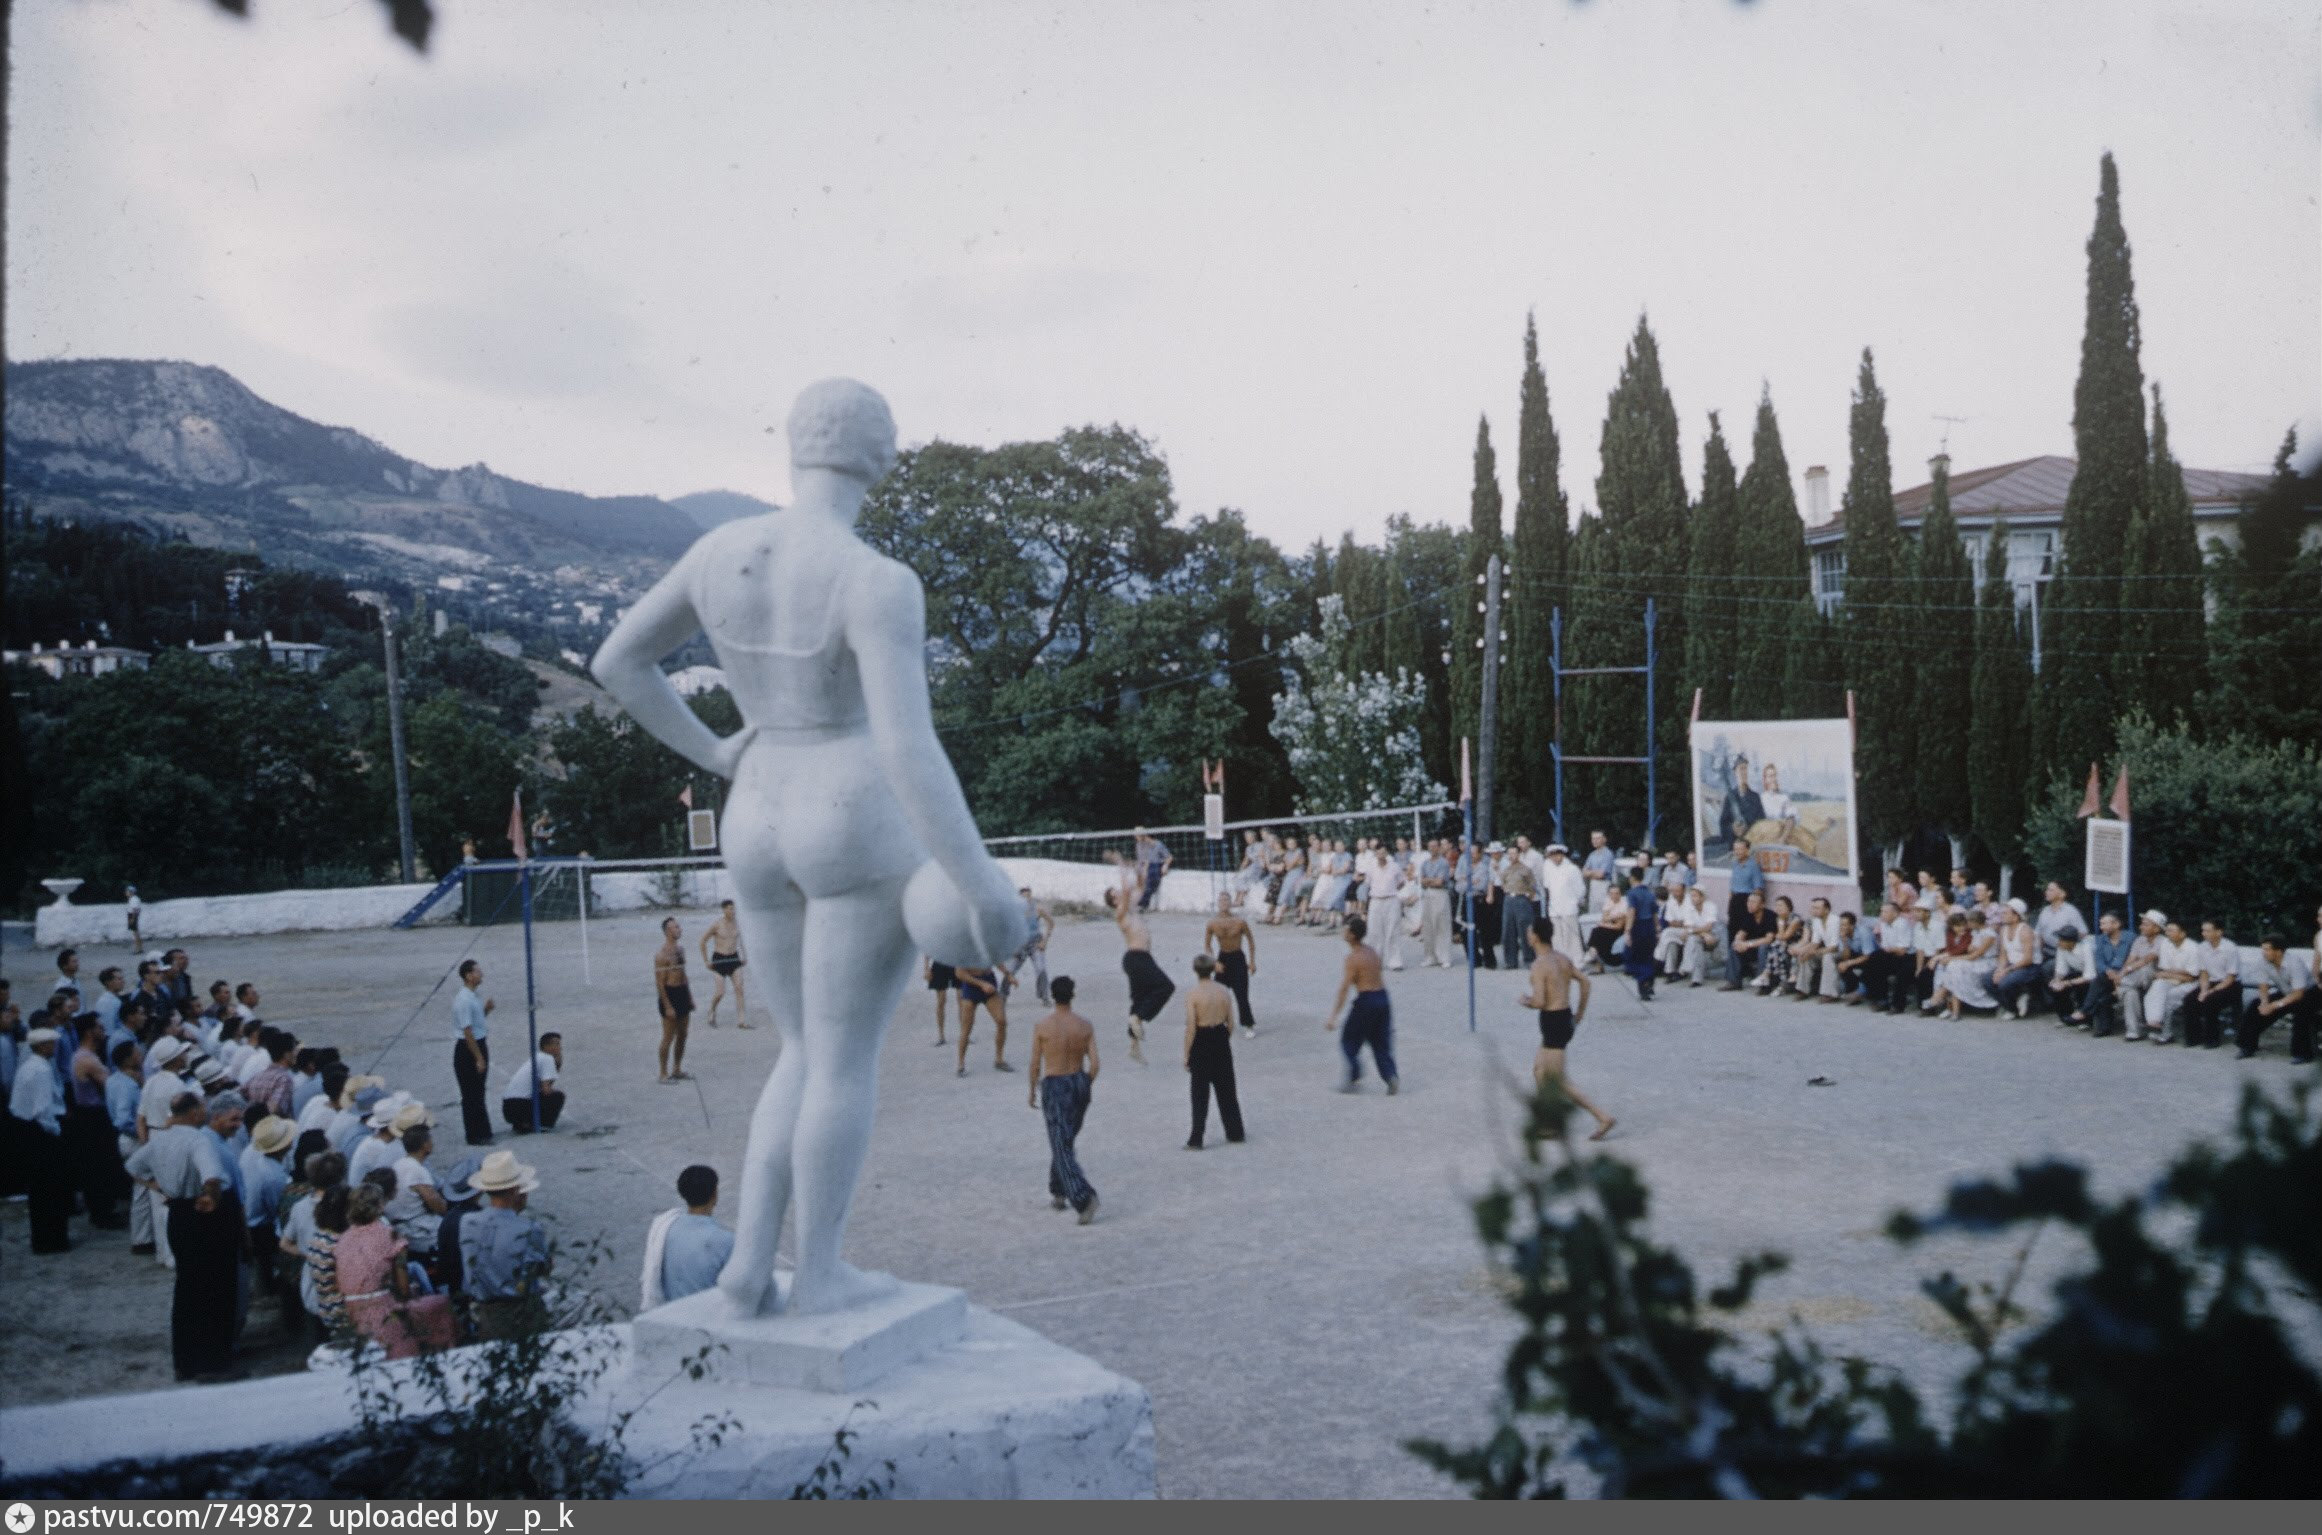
[981, 802, 1465, 883]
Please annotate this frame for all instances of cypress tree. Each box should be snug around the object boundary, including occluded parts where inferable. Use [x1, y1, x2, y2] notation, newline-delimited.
[1969, 518, 2034, 871]
[1451, 416, 1505, 807]
[1332, 532, 1385, 675]
[1381, 513, 1429, 686]
[2043, 151, 2148, 781]
[1911, 454, 1977, 845]
[1506, 313, 1570, 839]
[1730, 387, 1809, 719]
[1683, 412, 1739, 723]
[2117, 385, 2206, 727]
[1779, 594, 1836, 719]
[1839, 348, 1915, 860]
[2206, 431, 2322, 745]
[1573, 316, 1689, 848]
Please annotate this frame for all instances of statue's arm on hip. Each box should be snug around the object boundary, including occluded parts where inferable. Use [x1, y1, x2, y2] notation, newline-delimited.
[590, 546, 756, 779]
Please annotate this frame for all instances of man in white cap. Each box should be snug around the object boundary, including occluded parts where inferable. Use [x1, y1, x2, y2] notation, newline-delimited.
[461, 1150, 549, 1340]
[9, 1026, 73, 1253]
[350, 1095, 424, 1183]
[2114, 910, 2166, 1041]
[138, 1036, 194, 1268]
[1539, 843, 1588, 965]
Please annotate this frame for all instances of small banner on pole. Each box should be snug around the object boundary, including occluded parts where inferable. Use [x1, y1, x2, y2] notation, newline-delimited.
[687, 809, 720, 852]
[507, 788, 529, 861]
[2084, 817, 2131, 894]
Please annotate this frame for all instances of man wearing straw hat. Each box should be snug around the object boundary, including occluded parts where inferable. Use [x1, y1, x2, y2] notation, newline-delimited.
[351, 1095, 428, 1184]
[460, 1150, 549, 1341]
[240, 1115, 298, 1303]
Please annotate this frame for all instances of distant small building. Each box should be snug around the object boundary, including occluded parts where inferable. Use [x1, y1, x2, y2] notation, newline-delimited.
[187, 628, 330, 673]
[666, 664, 727, 698]
[1801, 453, 2281, 618]
[4, 639, 152, 679]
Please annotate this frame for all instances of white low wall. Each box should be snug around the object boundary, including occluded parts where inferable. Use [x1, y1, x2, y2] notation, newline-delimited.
[20, 857, 1234, 949]
[34, 884, 456, 948]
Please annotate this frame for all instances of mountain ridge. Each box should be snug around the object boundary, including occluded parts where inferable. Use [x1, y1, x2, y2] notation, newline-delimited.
[2, 357, 702, 582]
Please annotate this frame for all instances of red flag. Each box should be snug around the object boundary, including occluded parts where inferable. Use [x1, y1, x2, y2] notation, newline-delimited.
[507, 789, 528, 860]
[678, 783, 694, 810]
[2109, 766, 2131, 822]
[1460, 737, 1473, 804]
[2075, 762, 2101, 819]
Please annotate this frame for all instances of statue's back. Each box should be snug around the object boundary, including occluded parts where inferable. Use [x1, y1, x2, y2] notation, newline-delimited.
[693, 515, 876, 735]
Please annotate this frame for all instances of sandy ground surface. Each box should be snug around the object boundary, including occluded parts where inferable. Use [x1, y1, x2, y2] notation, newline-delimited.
[3, 904, 2310, 1497]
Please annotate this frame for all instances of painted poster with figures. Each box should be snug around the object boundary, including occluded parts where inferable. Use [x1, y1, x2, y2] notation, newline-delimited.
[1690, 718, 1859, 884]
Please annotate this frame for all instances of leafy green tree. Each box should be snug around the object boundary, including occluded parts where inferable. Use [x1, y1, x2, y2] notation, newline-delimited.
[1839, 349, 1914, 859]
[1778, 594, 1838, 725]
[1451, 415, 1506, 826]
[1571, 316, 1689, 848]
[1507, 314, 1570, 837]
[1911, 456, 1977, 847]
[1682, 413, 1739, 725]
[2022, 712, 2320, 940]
[405, 691, 527, 877]
[1969, 520, 2034, 872]
[2042, 152, 2149, 783]
[2203, 434, 2321, 747]
[1732, 389, 1813, 719]
[1387, 516, 1467, 795]
[2115, 386, 2206, 727]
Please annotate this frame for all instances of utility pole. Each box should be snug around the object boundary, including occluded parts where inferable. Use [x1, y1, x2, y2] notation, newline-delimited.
[381, 607, 417, 882]
[1477, 554, 1504, 845]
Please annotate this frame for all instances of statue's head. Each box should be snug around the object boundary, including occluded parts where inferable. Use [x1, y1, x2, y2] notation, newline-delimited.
[788, 379, 897, 484]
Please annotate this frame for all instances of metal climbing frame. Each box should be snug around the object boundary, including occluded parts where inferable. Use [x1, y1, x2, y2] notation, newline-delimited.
[1549, 597, 1658, 851]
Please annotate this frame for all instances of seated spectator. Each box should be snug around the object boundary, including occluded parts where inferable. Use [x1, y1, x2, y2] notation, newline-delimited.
[1752, 896, 1801, 996]
[1584, 899, 1629, 975]
[460, 1152, 549, 1341]
[432, 1155, 489, 1296]
[1657, 887, 1720, 988]
[1990, 901, 2044, 1017]
[386, 1123, 448, 1259]
[289, 1048, 329, 1118]
[2081, 912, 2135, 1038]
[2046, 928, 2093, 1025]
[2145, 918, 2200, 1045]
[2188, 920, 2241, 1051]
[1722, 892, 1777, 991]
[1910, 904, 1946, 1010]
[2236, 934, 2316, 1063]
[1833, 911, 1873, 1003]
[643, 1164, 737, 1308]
[1935, 911, 1999, 1020]
[351, 1096, 427, 1183]
[292, 1172, 352, 1343]
[244, 1029, 299, 1118]
[501, 1033, 566, 1134]
[239, 1115, 297, 1299]
[2113, 911, 2163, 1041]
[299, 1063, 351, 1138]
[336, 1182, 456, 1359]
[327, 1077, 386, 1157]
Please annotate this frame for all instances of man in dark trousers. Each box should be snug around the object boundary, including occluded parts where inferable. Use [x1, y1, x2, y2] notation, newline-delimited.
[451, 959, 495, 1147]
[1324, 916, 1398, 1094]
[1182, 955, 1246, 1149]
[126, 1092, 241, 1381]
[1025, 977, 1101, 1224]
[1203, 893, 1261, 1036]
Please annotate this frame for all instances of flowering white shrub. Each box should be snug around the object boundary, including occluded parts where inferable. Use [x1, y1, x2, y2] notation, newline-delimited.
[1269, 596, 1446, 814]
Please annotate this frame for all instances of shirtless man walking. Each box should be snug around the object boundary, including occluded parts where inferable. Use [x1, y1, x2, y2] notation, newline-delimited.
[1107, 855, 1174, 1065]
[1182, 954, 1246, 1148]
[1519, 917, 1616, 1141]
[1323, 916, 1398, 1094]
[1203, 893, 1260, 1038]
[1026, 976, 1100, 1224]
[698, 899, 751, 1028]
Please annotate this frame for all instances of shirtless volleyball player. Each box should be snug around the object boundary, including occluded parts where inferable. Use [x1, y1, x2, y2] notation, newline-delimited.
[698, 899, 750, 1028]
[953, 963, 1012, 1077]
[1520, 917, 1616, 1140]
[654, 917, 693, 1082]
[1203, 893, 1260, 1036]
[1106, 854, 1174, 1064]
[1323, 916, 1398, 1094]
[1182, 954, 1246, 1147]
[1026, 976, 1100, 1223]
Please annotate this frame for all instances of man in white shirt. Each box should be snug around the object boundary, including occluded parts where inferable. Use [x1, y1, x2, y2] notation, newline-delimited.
[1364, 848, 1407, 972]
[2034, 882, 2089, 962]
[2188, 920, 2241, 1051]
[1581, 831, 1616, 915]
[1788, 897, 1846, 1002]
[2145, 919, 2200, 1045]
[2045, 928, 2095, 1023]
[386, 1122, 448, 1255]
[502, 1032, 566, 1134]
[137, 1037, 193, 1269]
[1540, 844, 1588, 964]
[2235, 934, 2316, 1063]
[2115, 911, 2165, 1041]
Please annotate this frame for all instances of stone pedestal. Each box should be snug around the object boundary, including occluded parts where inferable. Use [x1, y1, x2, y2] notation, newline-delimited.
[630, 1278, 967, 1393]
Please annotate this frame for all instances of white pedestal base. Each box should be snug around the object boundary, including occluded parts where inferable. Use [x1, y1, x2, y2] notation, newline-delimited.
[619, 1307, 1156, 1499]
[631, 1277, 967, 1393]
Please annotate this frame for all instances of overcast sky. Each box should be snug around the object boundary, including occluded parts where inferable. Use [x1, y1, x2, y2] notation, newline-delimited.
[9, 0, 2317, 552]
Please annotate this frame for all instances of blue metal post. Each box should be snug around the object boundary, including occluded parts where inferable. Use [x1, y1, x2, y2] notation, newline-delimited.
[1463, 793, 1477, 1032]
[1550, 606, 1565, 847]
[1644, 597, 1658, 850]
[522, 859, 542, 1131]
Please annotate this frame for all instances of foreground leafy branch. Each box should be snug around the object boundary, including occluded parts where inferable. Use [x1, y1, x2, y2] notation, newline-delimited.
[1414, 1081, 2320, 1498]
